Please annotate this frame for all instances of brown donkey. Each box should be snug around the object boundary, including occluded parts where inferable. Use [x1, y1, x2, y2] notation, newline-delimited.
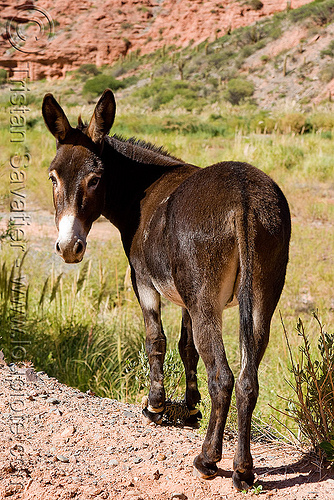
[42, 89, 291, 491]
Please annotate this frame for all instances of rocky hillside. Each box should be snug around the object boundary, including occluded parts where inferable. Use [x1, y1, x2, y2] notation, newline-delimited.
[1, 0, 314, 80]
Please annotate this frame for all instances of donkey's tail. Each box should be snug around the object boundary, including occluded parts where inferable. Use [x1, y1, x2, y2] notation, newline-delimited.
[235, 204, 255, 354]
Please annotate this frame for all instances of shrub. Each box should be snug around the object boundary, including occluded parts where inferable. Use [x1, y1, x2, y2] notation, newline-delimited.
[320, 40, 334, 58]
[310, 112, 334, 131]
[209, 50, 232, 69]
[246, 0, 264, 10]
[121, 22, 132, 30]
[133, 78, 202, 111]
[319, 63, 334, 83]
[278, 112, 310, 134]
[311, 2, 334, 26]
[83, 73, 126, 97]
[77, 64, 101, 77]
[279, 313, 334, 461]
[237, 25, 264, 46]
[0, 68, 7, 85]
[241, 45, 255, 58]
[224, 78, 255, 105]
[269, 25, 282, 40]
[261, 54, 270, 63]
[289, 0, 334, 26]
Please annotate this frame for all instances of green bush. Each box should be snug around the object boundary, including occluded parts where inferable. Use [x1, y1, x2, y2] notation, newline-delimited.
[246, 0, 264, 10]
[224, 77, 255, 105]
[0, 68, 7, 85]
[319, 62, 334, 82]
[310, 112, 334, 131]
[279, 313, 334, 461]
[278, 112, 310, 134]
[78, 64, 100, 76]
[260, 54, 270, 63]
[208, 50, 233, 69]
[77, 64, 101, 81]
[83, 73, 126, 97]
[320, 40, 334, 58]
[241, 45, 255, 58]
[134, 78, 202, 111]
[289, 0, 334, 26]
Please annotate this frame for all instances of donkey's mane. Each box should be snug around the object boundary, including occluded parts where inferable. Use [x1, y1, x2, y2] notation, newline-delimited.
[113, 135, 178, 159]
[76, 120, 185, 166]
[107, 134, 185, 166]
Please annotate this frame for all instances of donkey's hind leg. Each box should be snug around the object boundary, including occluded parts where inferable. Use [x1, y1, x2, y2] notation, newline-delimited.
[191, 306, 234, 478]
[233, 236, 289, 490]
[179, 308, 202, 424]
[232, 309, 271, 490]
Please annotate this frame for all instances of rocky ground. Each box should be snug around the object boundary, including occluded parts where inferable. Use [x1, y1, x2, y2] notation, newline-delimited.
[1, 361, 333, 500]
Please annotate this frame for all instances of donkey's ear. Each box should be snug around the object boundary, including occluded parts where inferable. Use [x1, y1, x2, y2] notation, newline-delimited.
[42, 94, 72, 142]
[86, 89, 116, 145]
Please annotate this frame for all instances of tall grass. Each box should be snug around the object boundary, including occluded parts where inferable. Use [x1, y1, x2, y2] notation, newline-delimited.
[0, 238, 185, 403]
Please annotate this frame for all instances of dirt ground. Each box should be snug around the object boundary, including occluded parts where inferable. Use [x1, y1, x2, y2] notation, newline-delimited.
[1, 361, 333, 500]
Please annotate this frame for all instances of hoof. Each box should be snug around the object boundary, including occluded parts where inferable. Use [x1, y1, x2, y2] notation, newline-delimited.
[142, 407, 164, 425]
[232, 470, 255, 491]
[185, 409, 202, 427]
[193, 454, 218, 479]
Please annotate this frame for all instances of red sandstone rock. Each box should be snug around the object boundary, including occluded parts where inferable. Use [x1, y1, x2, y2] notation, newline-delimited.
[0, 0, 314, 80]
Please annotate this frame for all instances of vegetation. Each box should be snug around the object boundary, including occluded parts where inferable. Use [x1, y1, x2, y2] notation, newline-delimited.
[1, 95, 333, 438]
[0, 0, 333, 443]
[0, 241, 184, 402]
[83, 73, 127, 97]
[278, 313, 334, 460]
[77, 64, 101, 80]
[245, 0, 264, 11]
[133, 78, 204, 111]
[319, 62, 334, 82]
[224, 78, 255, 105]
[50, 0, 331, 112]
[289, 0, 334, 25]
[0, 69, 7, 85]
[320, 39, 334, 58]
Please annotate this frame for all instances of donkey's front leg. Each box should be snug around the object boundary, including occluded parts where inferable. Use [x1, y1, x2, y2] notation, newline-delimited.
[138, 284, 166, 423]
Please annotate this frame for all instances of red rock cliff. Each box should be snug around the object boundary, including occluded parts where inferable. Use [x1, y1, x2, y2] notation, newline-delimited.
[0, 0, 314, 80]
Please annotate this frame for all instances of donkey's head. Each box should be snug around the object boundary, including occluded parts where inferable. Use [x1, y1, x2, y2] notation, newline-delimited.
[42, 89, 115, 263]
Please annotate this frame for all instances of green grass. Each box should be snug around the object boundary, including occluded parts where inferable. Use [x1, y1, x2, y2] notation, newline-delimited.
[289, 0, 334, 25]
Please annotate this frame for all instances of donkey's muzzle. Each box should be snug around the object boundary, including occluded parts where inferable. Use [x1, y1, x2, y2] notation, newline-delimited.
[55, 215, 87, 263]
[55, 237, 86, 263]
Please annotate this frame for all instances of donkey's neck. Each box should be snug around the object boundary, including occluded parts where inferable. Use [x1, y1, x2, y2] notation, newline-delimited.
[101, 139, 196, 254]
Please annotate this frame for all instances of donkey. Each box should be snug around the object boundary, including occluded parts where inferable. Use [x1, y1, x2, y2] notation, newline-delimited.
[42, 89, 291, 490]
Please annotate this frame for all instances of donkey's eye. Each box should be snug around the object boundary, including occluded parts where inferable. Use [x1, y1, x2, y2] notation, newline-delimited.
[49, 175, 57, 186]
[88, 176, 100, 188]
